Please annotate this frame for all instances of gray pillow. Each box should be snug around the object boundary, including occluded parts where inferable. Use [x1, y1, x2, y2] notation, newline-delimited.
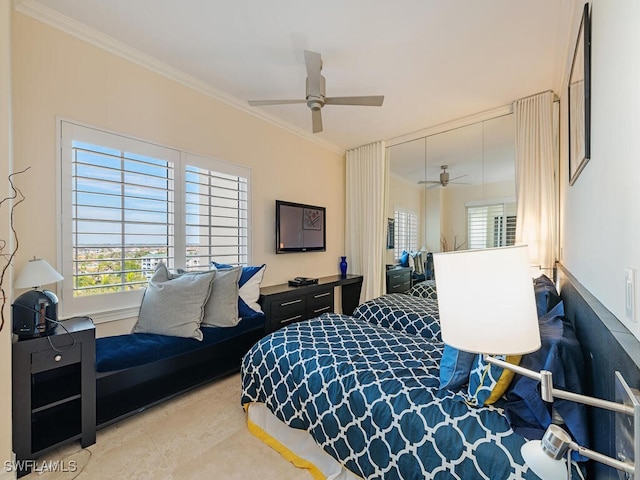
[176, 266, 242, 327]
[133, 263, 216, 340]
[202, 266, 241, 327]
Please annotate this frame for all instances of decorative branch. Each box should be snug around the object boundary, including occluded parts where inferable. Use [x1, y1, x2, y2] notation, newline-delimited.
[0, 166, 30, 332]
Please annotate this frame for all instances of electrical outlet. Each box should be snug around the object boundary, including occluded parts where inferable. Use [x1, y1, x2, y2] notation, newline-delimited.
[625, 268, 636, 323]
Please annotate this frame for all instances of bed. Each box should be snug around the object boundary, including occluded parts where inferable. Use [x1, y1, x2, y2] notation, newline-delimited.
[241, 286, 587, 479]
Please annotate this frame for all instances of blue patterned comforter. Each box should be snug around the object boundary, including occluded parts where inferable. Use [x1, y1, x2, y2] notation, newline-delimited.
[352, 293, 440, 341]
[241, 313, 562, 480]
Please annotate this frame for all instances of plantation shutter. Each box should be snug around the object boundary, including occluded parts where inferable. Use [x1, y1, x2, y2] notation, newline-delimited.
[467, 202, 517, 249]
[183, 153, 250, 269]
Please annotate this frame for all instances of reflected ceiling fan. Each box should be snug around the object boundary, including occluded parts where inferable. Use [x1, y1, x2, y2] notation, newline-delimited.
[418, 165, 470, 189]
[248, 50, 384, 133]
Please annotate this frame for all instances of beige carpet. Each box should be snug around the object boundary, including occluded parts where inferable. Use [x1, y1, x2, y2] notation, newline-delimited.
[23, 374, 313, 480]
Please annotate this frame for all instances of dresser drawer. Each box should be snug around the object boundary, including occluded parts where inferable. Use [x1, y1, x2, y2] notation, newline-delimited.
[386, 267, 411, 294]
[31, 343, 81, 374]
[306, 289, 334, 317]
[270, 296, 307, 322]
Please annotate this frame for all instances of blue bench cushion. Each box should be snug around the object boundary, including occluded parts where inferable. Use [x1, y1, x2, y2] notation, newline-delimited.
[96, 313, 265, 372]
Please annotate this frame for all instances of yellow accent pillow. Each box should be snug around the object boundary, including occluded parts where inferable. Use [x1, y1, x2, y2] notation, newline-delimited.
[467, 355, 522, 406]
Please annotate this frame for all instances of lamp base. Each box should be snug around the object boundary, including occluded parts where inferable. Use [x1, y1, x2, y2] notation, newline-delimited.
[12, 289, 59, 339]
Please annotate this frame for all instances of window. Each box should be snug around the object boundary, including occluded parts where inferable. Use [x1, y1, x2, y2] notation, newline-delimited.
[59, 122, 250, 318]
[394, 209, 418, 259]
[467, 202, 516, 249]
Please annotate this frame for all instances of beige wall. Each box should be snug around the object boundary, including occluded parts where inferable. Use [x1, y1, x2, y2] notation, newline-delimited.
[1, 1, 14, 474]
[10, 12, 346, 337]
[424, 187, 441, 253]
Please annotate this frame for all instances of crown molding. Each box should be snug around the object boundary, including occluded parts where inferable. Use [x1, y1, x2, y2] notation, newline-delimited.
[13, 0, 345, 156]
[385, 104, 513, 148]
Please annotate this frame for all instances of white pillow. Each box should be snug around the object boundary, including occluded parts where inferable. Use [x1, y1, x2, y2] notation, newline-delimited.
[133, 263, 216, 340]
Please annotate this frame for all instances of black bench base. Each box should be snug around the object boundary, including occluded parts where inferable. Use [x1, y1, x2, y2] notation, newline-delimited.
[96, 326, 264, 428]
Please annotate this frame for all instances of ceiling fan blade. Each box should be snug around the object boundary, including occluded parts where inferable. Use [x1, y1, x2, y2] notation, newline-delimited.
[417, 180, 441, 185]
[324, 95, 384, 106]
[304, 50, 323, 96]
[426, 183, 442, 190]
[448, 174, 468, 182]
[311, 109, 323, 133]
[248, 99, 306, 106]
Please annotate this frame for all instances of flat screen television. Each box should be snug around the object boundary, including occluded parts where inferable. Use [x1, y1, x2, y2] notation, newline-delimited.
[276, 200, 326, 253]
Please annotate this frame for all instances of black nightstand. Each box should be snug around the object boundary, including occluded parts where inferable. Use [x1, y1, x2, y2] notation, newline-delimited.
[386, 266, 411, 294]
[12, 317, 96, 477]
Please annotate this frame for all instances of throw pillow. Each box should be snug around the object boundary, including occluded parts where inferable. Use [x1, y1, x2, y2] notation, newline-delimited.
[411, 251, 425, 275]
[399, 251, 410, 267]
[176, 266, 242, 328]
[212, 262, 266, 317]
[467, 354, 522, 406]
[133, 262, 216, 340]
[533, 274, 562, 318]
[439, 344, 477, 391]
[203, 267, 241, 327]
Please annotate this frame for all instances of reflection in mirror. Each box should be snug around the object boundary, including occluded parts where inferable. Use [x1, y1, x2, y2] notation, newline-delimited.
[387, 113, 515, 266]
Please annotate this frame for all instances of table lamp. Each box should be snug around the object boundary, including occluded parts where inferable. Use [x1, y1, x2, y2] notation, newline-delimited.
[12, 257, 64, 338]
[433, 246, 640, 479]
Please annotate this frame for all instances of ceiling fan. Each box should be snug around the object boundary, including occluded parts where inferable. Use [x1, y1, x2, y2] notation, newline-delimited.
[418, 165, 470, 189]
[248, 50, 384, 133]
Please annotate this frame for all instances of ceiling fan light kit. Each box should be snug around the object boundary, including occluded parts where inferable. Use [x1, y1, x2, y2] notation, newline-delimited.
[248, 50, 384, 133]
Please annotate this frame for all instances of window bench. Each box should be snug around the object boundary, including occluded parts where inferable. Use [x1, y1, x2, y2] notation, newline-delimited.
[95, 314, 265, 428]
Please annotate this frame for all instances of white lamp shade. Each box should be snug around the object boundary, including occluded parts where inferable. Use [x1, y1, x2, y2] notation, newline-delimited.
[433, 246, 541, 355]
[14, 258, 64, 289]
[521, 440, 568, 480]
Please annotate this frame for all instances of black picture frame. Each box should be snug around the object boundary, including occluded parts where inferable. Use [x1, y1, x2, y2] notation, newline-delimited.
[386, 218, 395, 249]
[568, 3, 591, 185]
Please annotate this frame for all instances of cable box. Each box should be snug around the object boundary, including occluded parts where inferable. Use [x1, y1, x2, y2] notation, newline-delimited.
[288, 277, 318, 287]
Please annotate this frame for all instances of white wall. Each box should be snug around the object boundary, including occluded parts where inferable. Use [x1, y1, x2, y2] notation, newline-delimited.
[560, 0, 640, 340]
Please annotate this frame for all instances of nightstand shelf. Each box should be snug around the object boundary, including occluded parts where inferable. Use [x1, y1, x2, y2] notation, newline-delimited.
[12, 317, 96, 478]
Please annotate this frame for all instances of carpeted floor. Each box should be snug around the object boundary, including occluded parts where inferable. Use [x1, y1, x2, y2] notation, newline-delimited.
[22, 373, 313, 480]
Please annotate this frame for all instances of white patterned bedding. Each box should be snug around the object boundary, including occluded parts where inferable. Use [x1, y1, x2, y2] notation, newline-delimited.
[241, 313, 584, 479]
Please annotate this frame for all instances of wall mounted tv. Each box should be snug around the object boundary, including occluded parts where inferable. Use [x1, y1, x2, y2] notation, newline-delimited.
[276, 200, 326, 253]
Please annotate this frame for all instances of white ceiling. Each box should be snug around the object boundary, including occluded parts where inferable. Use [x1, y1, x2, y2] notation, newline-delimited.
[20, 0, 575, 151]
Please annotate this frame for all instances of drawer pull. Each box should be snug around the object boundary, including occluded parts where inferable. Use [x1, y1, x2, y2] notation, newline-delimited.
[280, 315, 303, 324]
[54, 355, 62, 362]
[313, 306, 331, 314]
[313, 292, 331, 299]
[281, 299, 302, 307]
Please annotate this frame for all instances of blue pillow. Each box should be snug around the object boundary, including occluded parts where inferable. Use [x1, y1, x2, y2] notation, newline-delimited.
[399, 251, 410, 267]
[533, 275, 561, 318]
[439, 344, 476, 391]
[212, 262, 266, 317]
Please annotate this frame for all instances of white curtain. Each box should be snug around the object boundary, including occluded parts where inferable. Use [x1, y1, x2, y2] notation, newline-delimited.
[346, 141, 387, 302]
[513, 91, 557, 272]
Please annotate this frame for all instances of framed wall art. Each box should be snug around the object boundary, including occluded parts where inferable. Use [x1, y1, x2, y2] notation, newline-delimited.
[569, 3, 591, 185]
